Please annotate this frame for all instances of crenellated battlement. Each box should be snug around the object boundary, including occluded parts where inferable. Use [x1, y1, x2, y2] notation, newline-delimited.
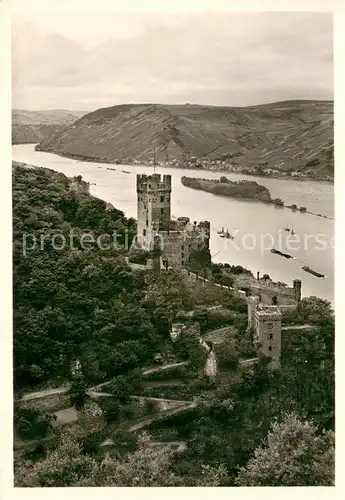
[167, 218, 210, 236]
[254, 304, 282, 320]
[254, 281, 295, 296]
[235, 275, 297, 297]
[137, 173, 172, 193]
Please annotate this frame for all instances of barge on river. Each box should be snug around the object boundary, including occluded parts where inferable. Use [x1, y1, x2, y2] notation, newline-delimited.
[271, 249, 294, 259]
[301, 265, 326, 278]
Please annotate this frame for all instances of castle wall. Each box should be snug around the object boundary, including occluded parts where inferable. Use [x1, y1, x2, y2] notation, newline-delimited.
[235, 275, 301, 307]
[252, 289, 297, 307]
[160, 231, 186, 267]
[279, 304, 298, 314]
[159, 223, 210, 268]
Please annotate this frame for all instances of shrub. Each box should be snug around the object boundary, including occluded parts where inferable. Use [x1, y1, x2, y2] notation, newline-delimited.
[142, 399, 159, 414]
[109, 426, 138, 453]
[214, 341, 239, 372]
[14, 406, 54, 440]
[80, 430, 106, 455]
[108, 376, 133, 403]
[22, 443, 47, 462]
[102, 400, 123, 424]
[121, 401, 142, 420]
[128, 250, 149, 264]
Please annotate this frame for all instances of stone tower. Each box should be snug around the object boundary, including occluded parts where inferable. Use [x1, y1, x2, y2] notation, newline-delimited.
[253, 304, 282, 367]
[293, 279, 302, 303]
[136, 174, 171, 247]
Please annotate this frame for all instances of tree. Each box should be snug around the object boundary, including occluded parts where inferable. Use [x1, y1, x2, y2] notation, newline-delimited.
[175, 323, 206, 371]
[235, 413, 335, 486]
[102, 400, 122, 424]
[13, 165, 148, 391]
[14, 406, 55, 440]
[69, 376, 88, 409]
[193, 308, 209, 331]
[299, 296, 334, 326]
[107, 370, 143, 403]
[14, 433, 228, 487]
[215, 339, 239, 372]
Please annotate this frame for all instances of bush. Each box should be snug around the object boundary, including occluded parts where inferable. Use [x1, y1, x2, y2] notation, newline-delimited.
[128, 250, 149, 264]
[142, 399, 159, 414]
[80, 430, 106, 455]
[14, 406, 54, 440]
[102, 400, 123, 424]
[214, 341, 239, 372]
[205, 309, 236, 330]
[109, 426, 138, 453]
[273, 198, 284, 206]
[23, 443, 47, 462]
[121, 401, 142, 420]
[108, 375, 134, 403]
[192, 375, 215, 391]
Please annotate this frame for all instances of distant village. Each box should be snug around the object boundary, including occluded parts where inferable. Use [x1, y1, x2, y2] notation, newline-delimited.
[118, 155, 333, 182]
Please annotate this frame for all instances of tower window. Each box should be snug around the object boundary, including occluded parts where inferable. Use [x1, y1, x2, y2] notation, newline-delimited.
[268, 346, 272, 351]
[267, 322, 273, 330]
[269, 333, 273, 339]
[160, 195, 164, 203]
[143, 229, 146, 236]
[160, 208, 164, 214]
[181, 245, 184, 250]
[146, 219, 149, 226]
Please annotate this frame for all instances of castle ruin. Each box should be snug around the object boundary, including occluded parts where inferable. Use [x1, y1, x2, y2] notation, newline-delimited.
[248, 297, 282, 366]
[247, 277, 301, 365]
[136, 173, 210, 268]
[135, 172, 304, 367]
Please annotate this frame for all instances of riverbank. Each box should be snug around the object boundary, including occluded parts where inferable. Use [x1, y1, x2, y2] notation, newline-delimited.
[181, 175, 334, 221]
[239, 170, 333, 185]
[12, 144, 335, 304]
[34, 144, 333, 185]
[181, 176, 274, 204]
[14, 156, 335, 221]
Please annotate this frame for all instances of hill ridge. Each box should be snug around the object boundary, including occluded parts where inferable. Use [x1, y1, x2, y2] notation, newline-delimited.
[12, 109, 87, 145]
[35, 100, 333, 180]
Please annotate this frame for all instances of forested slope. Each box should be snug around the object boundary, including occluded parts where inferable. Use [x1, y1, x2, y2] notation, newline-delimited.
[13, 164, 335, 486]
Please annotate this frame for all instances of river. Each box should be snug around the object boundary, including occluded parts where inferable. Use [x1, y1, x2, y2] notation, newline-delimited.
[12, 144, 334, 305]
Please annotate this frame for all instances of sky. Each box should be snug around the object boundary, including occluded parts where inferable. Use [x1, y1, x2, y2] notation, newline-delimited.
[11, 11, 333, 111]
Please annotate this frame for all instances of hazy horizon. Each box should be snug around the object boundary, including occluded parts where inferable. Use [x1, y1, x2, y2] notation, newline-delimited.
[12, 12, 333, 111]
[12, 98, 334, 114]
